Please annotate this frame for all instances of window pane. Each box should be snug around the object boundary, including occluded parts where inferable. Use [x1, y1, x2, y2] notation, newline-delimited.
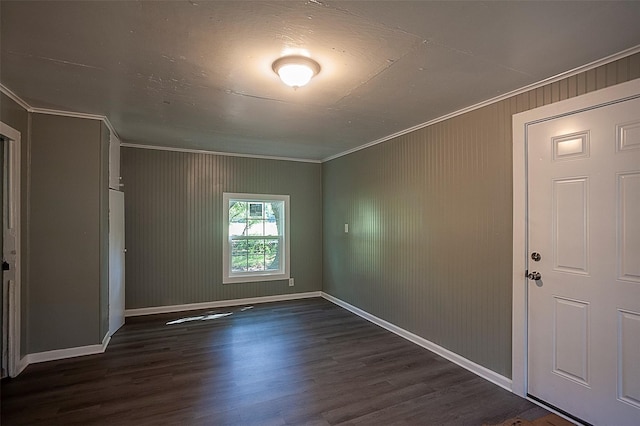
[249, 202, 263, 218]
[231, 240, 249, 272]
[247, 217, 265, 236]
[232, 239, 267, 272]
[264, 201, 283, 236]
[230, 238, 281, 273]
[264, 239, 280, 271]
[229, 201, 248, 236]
[246, 239, 265, 271]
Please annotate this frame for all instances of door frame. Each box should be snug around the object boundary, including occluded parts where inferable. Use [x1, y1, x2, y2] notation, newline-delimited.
[511, 78, 640, 397]
[0, 121, 22, 378]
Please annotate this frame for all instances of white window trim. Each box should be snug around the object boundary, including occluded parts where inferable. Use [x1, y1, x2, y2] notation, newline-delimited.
[222, 192, 290, 284]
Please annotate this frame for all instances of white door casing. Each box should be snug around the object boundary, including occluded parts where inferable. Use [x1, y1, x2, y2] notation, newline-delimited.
[512, 79, 640, 425]
[109, 189, 125, 336]
[0, 121, 21, 377]
[529, 97, 640, 424]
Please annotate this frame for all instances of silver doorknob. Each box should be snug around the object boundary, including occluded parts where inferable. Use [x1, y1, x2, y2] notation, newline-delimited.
[527, 271, 541, 281]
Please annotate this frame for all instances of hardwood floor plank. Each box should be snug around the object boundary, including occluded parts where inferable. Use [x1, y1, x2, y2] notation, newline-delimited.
[1, 298, 547, 425]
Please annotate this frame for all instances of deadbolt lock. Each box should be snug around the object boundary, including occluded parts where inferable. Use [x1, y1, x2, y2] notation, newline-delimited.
[531, 252, 541, 262]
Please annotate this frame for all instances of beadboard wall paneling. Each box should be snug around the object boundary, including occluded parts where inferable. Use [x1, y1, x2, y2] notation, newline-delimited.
[122, 148, 322, 309]
[322, 53, 640, 378]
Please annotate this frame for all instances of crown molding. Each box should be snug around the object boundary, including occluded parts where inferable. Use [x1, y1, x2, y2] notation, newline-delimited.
[29, 106, 106, 122]
[0, 83, 31, 111]
[0, 83, 121, 142]
[322, 44, 640, 163]
[1, 83, 317, 163]
[121, 143, 322, 164]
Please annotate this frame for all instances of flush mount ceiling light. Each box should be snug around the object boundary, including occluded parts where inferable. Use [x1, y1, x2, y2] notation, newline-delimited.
[272, 55, 321, 88]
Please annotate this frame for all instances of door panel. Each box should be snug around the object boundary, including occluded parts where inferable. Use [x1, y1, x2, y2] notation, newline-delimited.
[552, 178, 589, 274]
[616, 120, 640, 152]
[527, 96, 640, 425]
[553, 296, 590, 386]
[617, 172, 640, 282]
[618, 309, 640, 409]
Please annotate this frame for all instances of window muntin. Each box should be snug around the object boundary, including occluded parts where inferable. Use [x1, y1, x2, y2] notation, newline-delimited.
[223, 193, 290, 284]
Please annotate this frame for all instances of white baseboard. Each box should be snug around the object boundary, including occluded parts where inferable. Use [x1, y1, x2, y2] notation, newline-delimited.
[16, 292, 511, 394]
[321, 292, 513, 392]
[125, 291, 323, 317]
[15, 356, 28, 376]
[25, 332, 112, 365]
[101, 332, 111, 351]
[16, 294, 323, 372]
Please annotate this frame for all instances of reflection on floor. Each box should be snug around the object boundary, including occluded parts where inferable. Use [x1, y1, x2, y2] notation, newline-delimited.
[166, 305, 254, 325]
[166, 312, 233, 325]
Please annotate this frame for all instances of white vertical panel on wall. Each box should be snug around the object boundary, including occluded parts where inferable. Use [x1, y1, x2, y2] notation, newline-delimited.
[109, 133, 121, 190]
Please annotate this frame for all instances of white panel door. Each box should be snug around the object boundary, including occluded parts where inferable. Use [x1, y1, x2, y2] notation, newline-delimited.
[109, 190, 125, 335]
[527, 96, 640, 425]
[1, 123, 20, 378]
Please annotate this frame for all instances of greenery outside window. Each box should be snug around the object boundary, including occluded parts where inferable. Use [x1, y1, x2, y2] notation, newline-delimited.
[223, 193, 290, 284]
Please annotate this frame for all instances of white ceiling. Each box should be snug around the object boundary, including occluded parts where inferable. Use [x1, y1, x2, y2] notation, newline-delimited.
[2, 1, 640, 161]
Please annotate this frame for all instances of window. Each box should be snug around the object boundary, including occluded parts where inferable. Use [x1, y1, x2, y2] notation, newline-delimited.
[223, 193, 290, 284]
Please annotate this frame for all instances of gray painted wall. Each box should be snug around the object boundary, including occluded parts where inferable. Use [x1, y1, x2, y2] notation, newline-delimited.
[2, 95, 112, 355]
[29, 114, 108, 352]
[1, 93, 30, 357]
[121, 148, 322, 309]
[322, 53, 640, 378]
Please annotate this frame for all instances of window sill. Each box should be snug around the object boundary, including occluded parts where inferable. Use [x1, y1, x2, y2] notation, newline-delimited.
[223, 273, 290, 284]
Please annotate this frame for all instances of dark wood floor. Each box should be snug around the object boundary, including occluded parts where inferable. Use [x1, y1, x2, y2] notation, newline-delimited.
[1, 298, 548, 425]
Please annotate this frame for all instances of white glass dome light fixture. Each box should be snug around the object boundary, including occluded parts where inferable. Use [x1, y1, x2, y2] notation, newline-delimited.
[272, 55, 321, 89]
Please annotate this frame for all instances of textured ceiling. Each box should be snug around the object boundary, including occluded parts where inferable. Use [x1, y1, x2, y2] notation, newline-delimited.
[2, 1, 640, 161]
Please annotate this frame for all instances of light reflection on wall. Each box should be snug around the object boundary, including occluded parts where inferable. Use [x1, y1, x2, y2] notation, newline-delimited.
[352, 198, 382, 280]
[351, 194, 417, 278]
